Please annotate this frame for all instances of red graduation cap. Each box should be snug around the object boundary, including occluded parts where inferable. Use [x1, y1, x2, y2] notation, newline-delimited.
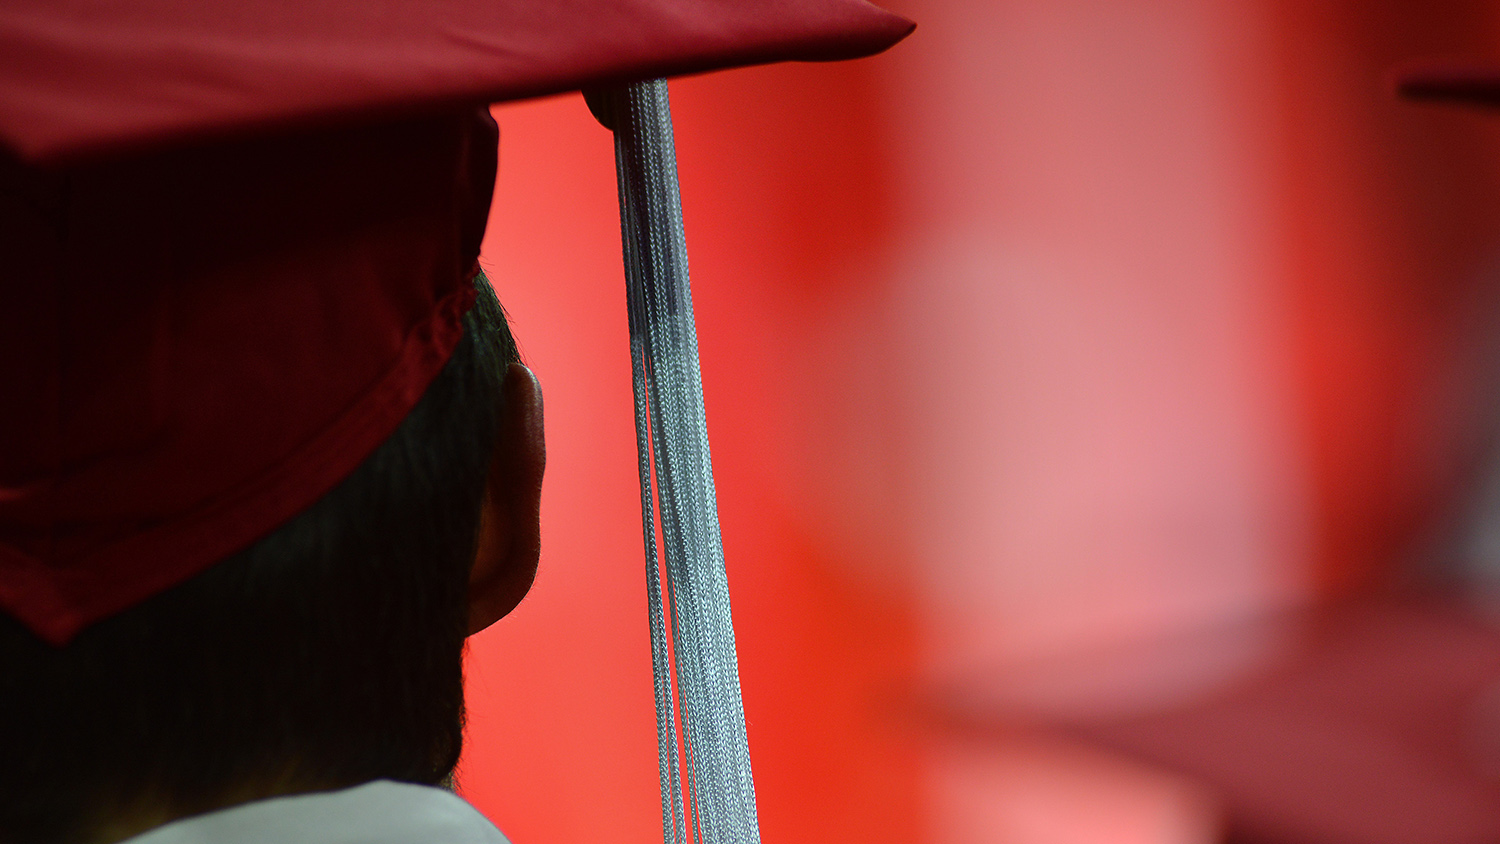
[0, 3, 912, 841]
[0, 0, 911, 640]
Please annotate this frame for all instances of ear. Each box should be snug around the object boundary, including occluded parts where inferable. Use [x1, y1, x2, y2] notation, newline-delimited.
[467, 362, 545, 636]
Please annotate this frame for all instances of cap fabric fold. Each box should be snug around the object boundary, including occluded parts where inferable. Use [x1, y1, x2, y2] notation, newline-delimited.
[0, 110, 495, 644]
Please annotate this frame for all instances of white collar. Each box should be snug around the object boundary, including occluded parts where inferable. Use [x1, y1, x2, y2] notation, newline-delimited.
[122, 780, 511, 844]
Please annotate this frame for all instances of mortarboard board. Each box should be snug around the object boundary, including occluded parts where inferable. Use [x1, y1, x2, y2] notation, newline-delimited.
[0, 2, 913, 842]
[1396, 62, 1500, 109]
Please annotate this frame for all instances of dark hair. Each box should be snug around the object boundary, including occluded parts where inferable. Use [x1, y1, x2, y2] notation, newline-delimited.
[0, 273, 517, 844]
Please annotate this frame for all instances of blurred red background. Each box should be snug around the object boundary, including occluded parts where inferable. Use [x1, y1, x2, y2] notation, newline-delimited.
[458, 1, 1500, 842]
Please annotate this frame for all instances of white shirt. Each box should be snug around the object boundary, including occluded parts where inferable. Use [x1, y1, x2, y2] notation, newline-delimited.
[122, 780, 511, 844]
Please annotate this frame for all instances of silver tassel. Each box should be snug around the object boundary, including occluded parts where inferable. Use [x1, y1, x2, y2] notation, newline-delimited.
[586, 80, 763, 844]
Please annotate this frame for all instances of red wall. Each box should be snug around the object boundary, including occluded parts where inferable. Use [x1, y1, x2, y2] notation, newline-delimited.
[458, 2, 1500, 842]
[461, 57, 923, 844]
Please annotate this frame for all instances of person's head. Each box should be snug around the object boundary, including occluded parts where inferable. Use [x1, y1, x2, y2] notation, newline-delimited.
[0, 96, 546, 844]
[0, 271, 545, 844]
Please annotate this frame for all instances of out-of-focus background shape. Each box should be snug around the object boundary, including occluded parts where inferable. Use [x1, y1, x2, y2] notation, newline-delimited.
[460, 1, 1500, 842]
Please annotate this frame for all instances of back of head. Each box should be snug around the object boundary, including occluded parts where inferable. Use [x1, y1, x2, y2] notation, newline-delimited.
[0, 274, 516, 844]
[0, 107, 516, 843]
